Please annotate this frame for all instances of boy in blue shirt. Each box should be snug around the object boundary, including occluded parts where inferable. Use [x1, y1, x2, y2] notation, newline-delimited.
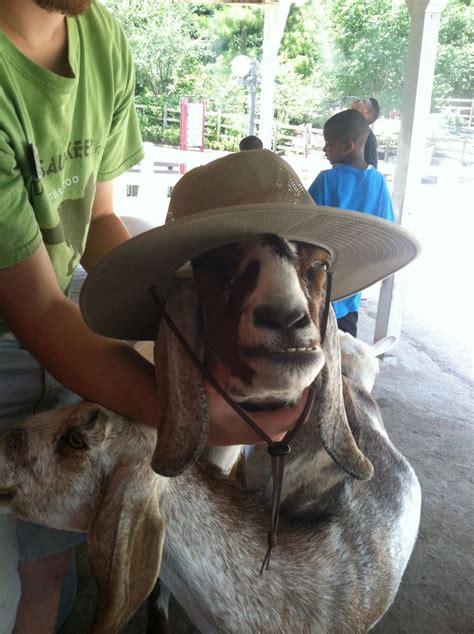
[308, 109, 395, 337]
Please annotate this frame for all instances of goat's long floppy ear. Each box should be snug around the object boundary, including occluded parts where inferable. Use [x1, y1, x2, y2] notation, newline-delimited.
[316, 311, 374, 480]
[88, 463, 164, 634]
[152, 280, 209, 477]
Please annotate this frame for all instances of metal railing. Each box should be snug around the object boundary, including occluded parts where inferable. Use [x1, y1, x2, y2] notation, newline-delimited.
[135, 101, 474, 165]
[435, 97, 474, 128]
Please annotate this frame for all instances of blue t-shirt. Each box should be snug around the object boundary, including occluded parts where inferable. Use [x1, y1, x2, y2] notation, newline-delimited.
[308, 164, 395, 319]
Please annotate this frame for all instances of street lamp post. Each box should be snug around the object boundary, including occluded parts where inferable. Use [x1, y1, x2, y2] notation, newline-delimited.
[247, 60, 258, 136]
[231, 55, 259, 137]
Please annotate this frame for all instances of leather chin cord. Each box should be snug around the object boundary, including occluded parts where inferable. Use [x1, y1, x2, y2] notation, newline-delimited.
[149, 272, 332, 573]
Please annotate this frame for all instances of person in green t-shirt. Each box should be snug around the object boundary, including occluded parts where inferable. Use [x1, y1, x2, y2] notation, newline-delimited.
[0, 2, 311, 631]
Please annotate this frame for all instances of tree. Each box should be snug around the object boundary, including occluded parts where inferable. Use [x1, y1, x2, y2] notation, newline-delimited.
[323, 0, 410, 111]
[323, 0, 473, 113]
[104, 0, 473, 141]
[191, 4, 264, 112]
[433, 0, 474, 101]
[274, 1, 327, 124]
[104, 0, 208, 104]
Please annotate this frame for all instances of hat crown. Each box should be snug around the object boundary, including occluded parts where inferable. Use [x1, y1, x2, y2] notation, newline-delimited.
[167, 149, 314, 222]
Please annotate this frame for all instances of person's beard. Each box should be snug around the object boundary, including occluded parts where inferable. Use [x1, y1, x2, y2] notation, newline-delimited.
[33, 0, 92, 16]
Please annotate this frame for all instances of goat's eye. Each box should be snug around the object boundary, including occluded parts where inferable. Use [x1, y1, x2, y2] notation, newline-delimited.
[310, 261, 329, 273]
[66, 430, 87, 450]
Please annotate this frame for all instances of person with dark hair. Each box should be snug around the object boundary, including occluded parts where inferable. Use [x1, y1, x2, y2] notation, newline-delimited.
[352, 98, 380, 168]
[308, 109, 394, 337]
[239, 135, 264, 151]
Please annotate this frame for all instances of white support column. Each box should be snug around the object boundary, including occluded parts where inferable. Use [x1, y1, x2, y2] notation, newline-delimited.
[374, 0, 447, 346]
[258, 0, 292, 148]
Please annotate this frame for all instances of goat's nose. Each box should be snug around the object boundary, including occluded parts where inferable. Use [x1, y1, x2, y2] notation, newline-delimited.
[253, 305, 311, 331]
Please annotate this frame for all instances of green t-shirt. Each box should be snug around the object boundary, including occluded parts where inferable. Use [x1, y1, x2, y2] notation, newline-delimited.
[0, 1, 144, 335]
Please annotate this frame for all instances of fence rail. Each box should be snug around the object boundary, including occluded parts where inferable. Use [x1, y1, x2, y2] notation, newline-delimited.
[135, 101, 474, 164]
[435, 97, 474, 128]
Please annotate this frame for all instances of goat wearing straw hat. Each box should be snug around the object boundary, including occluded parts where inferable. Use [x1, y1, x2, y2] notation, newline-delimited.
[0, 150, 421, 633]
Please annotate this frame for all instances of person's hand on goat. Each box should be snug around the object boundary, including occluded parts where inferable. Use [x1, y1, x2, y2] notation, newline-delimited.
[204, 379, 311, 446]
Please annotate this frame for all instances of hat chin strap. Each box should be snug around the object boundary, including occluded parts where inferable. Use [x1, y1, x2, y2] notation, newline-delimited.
[149, 272, 332, 573]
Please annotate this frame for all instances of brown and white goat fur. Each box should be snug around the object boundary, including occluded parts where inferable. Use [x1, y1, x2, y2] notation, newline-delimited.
[0, 235, 421, 634]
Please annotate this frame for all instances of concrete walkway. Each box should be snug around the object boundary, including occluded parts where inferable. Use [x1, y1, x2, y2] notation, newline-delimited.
[366, 302, 473, 633]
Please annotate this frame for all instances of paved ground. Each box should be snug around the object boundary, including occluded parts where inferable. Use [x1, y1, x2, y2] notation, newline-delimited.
[60, 156, 473, 633]
[365, 305, 473, 633]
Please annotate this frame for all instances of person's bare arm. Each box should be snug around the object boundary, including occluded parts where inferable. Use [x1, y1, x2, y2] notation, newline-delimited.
[205, 383, 309, 446]
[0, 244, 159, 426]
[81, 180, 130, 272]
[79, 181, 310, 442]
[0, 245, 308, 441]
[0, 180, 307, 442]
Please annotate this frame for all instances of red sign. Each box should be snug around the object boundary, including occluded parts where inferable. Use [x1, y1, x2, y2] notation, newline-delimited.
[180, 99, 205, 152]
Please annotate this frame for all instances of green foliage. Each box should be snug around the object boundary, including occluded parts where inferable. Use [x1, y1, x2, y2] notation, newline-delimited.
[322, 0, 473, 112]
[197, 4, 263, 62]
[275, 62, 325, 125]
[103, 0, 473, 142]
[280, 2, 322, 76]
[324, 0, 410, 111]
[206, 136, 240, 152]
[191, 4, 264, 113]
[104, 0, 208, 105]
[433, 0, 474, 100]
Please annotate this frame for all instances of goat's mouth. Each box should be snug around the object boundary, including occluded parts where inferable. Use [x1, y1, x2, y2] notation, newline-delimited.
[244, 346, 320, 367]
[240, 399, 291, 412]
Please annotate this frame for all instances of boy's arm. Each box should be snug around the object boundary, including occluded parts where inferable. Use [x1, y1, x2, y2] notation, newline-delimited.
[379, 178, 396, 223]
[308, 172, 326, 205]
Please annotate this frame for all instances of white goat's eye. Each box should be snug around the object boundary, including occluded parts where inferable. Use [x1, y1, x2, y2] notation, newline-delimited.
[66, 429, 87, 450]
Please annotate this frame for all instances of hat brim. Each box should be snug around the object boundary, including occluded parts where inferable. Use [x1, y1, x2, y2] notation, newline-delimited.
[80, 203, 421, 341]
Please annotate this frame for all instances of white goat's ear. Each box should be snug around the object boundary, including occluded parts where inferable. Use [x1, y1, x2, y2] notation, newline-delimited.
[372, 335, 397, 357]
[317, 313, 374, 481]
[152, 280, 208, 477]
[89, 465, 164, 634]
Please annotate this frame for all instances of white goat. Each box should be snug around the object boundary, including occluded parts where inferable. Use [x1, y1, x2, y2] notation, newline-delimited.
[0, 395, 420, 633]
[0, 235, 420, 634]
[339, 332, 396, 393]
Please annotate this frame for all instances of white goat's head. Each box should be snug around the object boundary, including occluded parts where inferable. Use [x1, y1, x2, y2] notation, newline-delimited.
[192, 235, 331, 407]
[0, 404, 163, 634]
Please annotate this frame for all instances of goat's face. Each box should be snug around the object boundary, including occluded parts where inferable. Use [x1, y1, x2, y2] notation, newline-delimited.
[0, 404, 164, 632]
[0, 403, 155, 531]
[192, 235, 331, 406]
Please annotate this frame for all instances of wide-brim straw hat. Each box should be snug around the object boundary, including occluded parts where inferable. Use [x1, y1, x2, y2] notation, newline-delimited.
[80, 149, 421, 341]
